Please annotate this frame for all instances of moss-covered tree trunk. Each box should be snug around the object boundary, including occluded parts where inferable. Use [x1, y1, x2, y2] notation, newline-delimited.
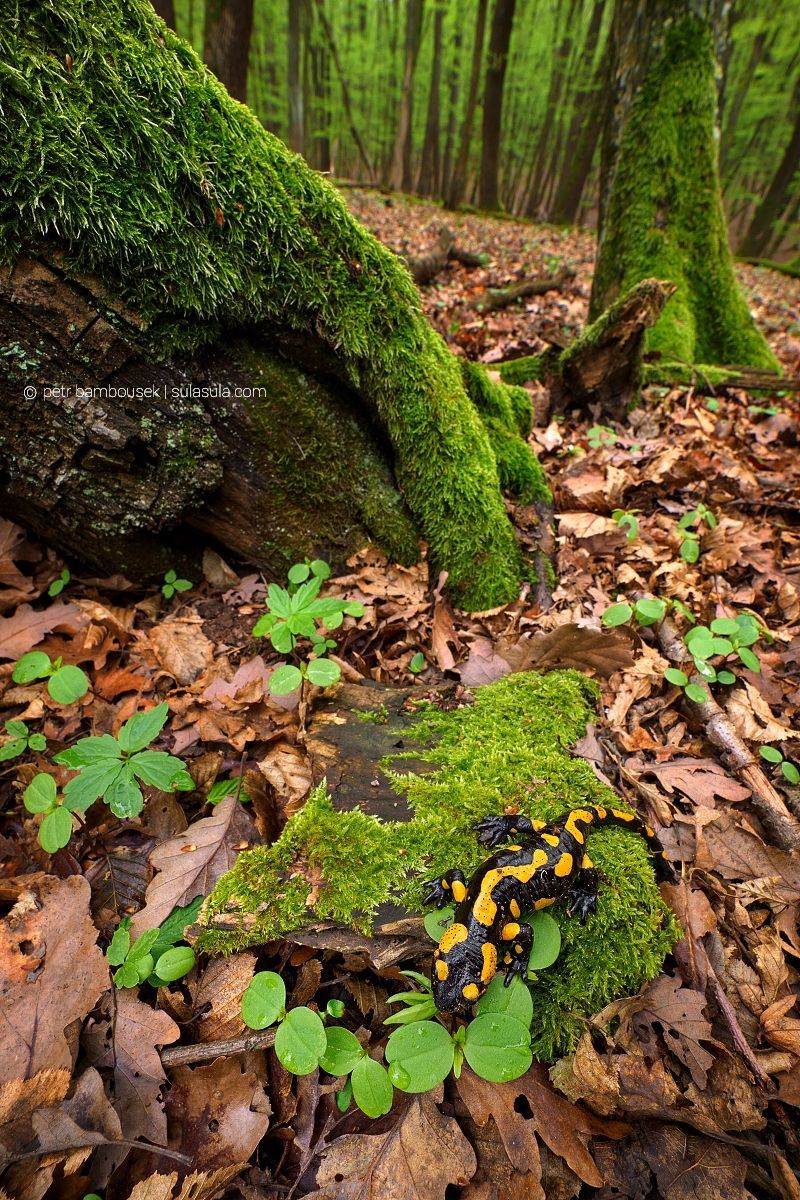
[0, 0, 549, 611]
[590, 0, 778, 371]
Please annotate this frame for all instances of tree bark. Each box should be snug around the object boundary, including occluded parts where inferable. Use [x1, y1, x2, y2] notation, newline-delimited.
[387, 0, 424, 191]
[477, 0, 516, 211]
[738, 74, 800, 258]
[313, 0, 374, 180]
[549, 0, 608, 224]
[417, 2, 444, 196]
[203, 0, 254, 103]
[590, 0, 777, 371]
[150, 0, 175, 27]
[287, 0, 305, 153]
[445, 0, 488, 209]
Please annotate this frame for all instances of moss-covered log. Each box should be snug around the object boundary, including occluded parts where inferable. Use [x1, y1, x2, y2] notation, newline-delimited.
[196, 671, 678, 1060]
[590, 0, 779, 372]
[0, 0, 548, 610]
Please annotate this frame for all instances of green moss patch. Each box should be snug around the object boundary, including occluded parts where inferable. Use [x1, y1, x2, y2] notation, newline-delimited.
[1, 0, 549, 609]
[198, 671, 677, 1059]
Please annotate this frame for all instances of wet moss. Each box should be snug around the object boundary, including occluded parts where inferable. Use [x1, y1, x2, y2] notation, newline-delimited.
[198, 670, 677, 1059]
[498, 355, 545, 386]
[590, 15, 778, 371]
[0, 0, 547, 609]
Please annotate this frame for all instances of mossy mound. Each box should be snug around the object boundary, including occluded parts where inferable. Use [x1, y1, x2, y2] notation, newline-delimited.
[198, 671, 678, 1059]
[0, 0, 548, 610]
[590, 13, 778, 372]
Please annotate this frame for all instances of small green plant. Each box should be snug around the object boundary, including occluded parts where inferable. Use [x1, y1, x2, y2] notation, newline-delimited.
[0, 719, 46, 762]
[587, 424, 617, 449]
[206, 777, 250, 805]
[22, 772, 77, 853]
[760, 745, 800, 785]
[748, 403, 779, 417]
[53, 701, 193, 819]
[13, 651, 89, 705]
[48, 567, 70, 597]
[107, 900, 201, 988]
[612, 508, 640, 541]
[408, 651, 427, 675]
[355, 705, 389, 725]
[677, 503, 717, 564]
[162, 569, 192, 599]
[253, 559, 364, 696]
[602, 600, 767, 705]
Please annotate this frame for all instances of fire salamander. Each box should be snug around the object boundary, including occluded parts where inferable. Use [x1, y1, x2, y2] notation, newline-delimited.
[427, 805, 675, 1014]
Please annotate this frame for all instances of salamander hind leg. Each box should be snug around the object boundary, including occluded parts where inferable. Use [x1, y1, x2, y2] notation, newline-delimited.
[502, 922, 533, 986]
[566, 865, 600, 924]
[424, 868, 468, 908]
[474, 813, 541, 848]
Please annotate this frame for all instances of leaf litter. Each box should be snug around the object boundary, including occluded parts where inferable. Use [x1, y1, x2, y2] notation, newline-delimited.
[0, 194, 799, 1198]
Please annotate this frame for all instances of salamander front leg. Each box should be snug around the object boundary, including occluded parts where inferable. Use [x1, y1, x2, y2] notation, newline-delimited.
[423, 868, 467, 908]
[474, 814, 541, 848]
[566, 866, 600, 924]
[502, 922, 533, 986]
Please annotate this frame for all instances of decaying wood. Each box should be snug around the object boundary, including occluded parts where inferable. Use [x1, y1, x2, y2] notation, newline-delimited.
[405, 225, 484, 284]
[549, 277, 674, 419]
[472, 264, 575, 311]
[654, 611, 800, 850]
[643, 363, 800, 393]
[161, 1028, 277, 1068]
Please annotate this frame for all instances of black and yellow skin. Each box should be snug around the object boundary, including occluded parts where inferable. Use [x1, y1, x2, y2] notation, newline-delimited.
[427, 805, 675, 1015]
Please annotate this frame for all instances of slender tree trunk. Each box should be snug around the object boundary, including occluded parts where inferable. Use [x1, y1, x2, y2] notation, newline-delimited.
[440, 0, 464, 201]
[477, 0, 516, 210]
[445, 0, 488, 208]
[288, 0, 304, 153]
[590, 0, 777, 370]
[313, 0, 374, 179]
[738, 74, 800, 257]
[308, 4, 331, 171]
[523, 1, 576, 216]
[387, 0, 424, 190]
[549, 0, 608, 224]
[417, 3, 444, 195]
[203, 0, 254, 103]
[150, 0, 175, 26]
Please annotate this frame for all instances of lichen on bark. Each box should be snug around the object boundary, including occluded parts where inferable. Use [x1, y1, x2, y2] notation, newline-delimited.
[0, 0, 549, 609]
[197, 670, 678, 1059]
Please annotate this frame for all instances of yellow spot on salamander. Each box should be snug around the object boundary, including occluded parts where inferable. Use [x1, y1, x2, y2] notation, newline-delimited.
[439, 923, 469, 954]
[451, 880, 467, 903]
[481, 943, 497, 982]
[441, 878, 449, 888]
[581, 854, 594, 869]
[541, 833, 560, 847]
[592, 805, 607, 819]
[531, 819, 547, 831]
[435, 959, 449, 981]
[502, 921, 521, 941]
[645, 825, 655, 838]
[564, 808, 594, 843]
[503, 952, 512, 965]
[534, 897, 556, 909]
[611, 809, 634, 821]
[472, 850, 549, 927]
[462, 983, 480, 1002]
[509, 899, 520, 918]
[506, 844, 522, 852]
[554, 853, 573, 877]
[514, 943, 523, 954]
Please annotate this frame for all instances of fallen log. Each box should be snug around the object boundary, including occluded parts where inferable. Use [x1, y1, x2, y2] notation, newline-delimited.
[643, 362, 800, 393]
[404, 226, 485, 284]
[472, 264, 575, 312]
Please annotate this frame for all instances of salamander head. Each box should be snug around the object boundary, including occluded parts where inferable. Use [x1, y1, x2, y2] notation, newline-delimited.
[431, 923, 498, 1014]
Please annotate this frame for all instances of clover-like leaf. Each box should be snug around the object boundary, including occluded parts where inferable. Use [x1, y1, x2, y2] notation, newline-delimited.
[47, 664, 89, 705]
[601, 602, 633, 627]
[23, 773, 58, 813]
[275, 1007, 327, 1075]
[320, 1027, 364, 1077]
[39, 806, 73, 854]
[351, 1056, 393, 1117]
[269, 664, 303, 695]
[385, 1021, 454, 1092]
[117, 702, 169, 754]
[13, 651, 51, 684]
[242, 971, 286, 1030]
[463, 1012, 532, 1082]
[306, 657, 340, 688]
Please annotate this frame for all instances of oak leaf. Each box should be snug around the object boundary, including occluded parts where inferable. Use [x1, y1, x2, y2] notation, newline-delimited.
[165, 1058, 271, 1170]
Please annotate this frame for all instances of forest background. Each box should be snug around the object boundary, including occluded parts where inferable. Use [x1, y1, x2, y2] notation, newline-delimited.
[154, 0, 800, 261]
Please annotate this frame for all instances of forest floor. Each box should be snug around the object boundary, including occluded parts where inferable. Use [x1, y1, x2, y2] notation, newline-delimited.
[1, 191, 800, 1200]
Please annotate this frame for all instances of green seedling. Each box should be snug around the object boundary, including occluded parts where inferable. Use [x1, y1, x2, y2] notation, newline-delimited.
[408, 651, 427, 675]
[253, 559, 364, 696]
[48, 568, 70, 597]
[162, 569, 192, 598]
[22, 773, 76, 853]
[53, 701, 193, 821]
[107, 899, 201, 989]
[587, 424, 617, 449]
[760, 745, 800, 785]
[13, 651, 89, 705]
[0, 719, 46, 762]
[612, 508, 640, 541]
[677, 503, 717, 564]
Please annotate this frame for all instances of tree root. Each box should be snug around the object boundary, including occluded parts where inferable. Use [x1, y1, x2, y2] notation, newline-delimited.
[472, 264, 575, 312]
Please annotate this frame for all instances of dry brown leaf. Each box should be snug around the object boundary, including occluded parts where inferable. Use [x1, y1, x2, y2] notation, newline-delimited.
[549, 1033, 621, 1116]
[126, 1166, 244, 1200]
[165, 1058, 271, 1170]
[0, 876, 108, 1085]
[503, 623, 635, 678]
[697, 811, 800, 900]
[725, 680, 793, 744]
[149, 616, 215, 685]
[84, 989, 179, 1147]
[629, 756, 751, 807]
[761, 995, 800, 1055]
[311, 1091, 477, 1199]
[28, 1066, 122, 1170]
[202, 548, 240, 588]
[257, 743, 312, 812]
[457, 1063, 628, 1189]
[190, 953, 258, 1043]
[630, 974, 716, 1088]
[0, 600, 87, 660]
[458, 635, 513, 686]
[130, 795, 257, 937]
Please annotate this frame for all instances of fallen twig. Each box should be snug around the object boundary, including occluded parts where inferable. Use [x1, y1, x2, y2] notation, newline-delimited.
[472, 264, 575, 312]
[161, 1027, 276, 1068]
